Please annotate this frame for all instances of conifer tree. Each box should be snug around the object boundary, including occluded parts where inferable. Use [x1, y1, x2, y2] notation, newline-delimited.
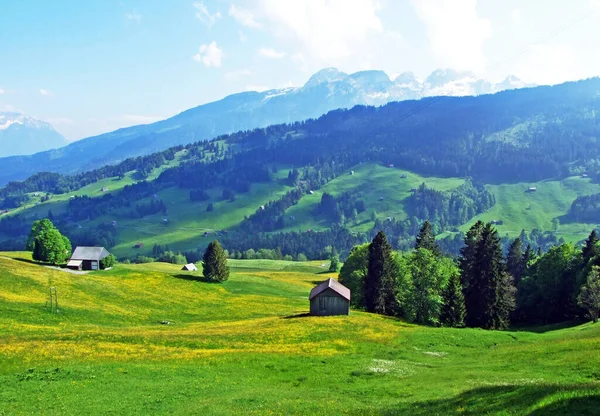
[202, 240, 229, 282]
[471, 224, 515, 329]
[506, 237, 524, 283]
[582, 230, 600, 263]
[522, 244, 535, 269]
[366, 231, 397, 315]
[459, 220, 485, 307]
[578, 266, 600, 323]
[440, 272, 466, 327]
[415, 220, 441, 256]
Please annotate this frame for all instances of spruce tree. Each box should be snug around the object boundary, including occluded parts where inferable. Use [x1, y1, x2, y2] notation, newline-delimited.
[506, 237, 524, 283]
[459, 221, 485, 317]
[440, 273, 466, 327]
[415, 220, 441, 256]
[202, 240, 229, 282]
[366, 231, 397, 316]
[472, 224, 515, 329]
[522, 244, 535, 270]
[582, 230, 600, 263]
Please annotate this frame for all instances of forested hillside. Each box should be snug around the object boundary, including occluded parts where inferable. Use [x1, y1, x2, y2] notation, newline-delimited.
[1, 78, 600, 260]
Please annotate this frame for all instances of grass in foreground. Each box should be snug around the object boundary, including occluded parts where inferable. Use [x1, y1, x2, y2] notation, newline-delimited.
[0, 252, 599, 415]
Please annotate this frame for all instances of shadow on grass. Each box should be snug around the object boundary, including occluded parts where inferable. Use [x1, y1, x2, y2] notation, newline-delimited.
[513, 321, 584, 334]
[281, 313, 311, 319]
[381, 384, 600, 416]
[9, 257, 57, 267]
[172, 274, 219, 283]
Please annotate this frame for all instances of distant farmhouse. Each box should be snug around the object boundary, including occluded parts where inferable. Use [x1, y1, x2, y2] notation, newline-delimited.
[181, 263, 198, 271]
[67, 246, 111, 271]
[309, 278, 350, 316]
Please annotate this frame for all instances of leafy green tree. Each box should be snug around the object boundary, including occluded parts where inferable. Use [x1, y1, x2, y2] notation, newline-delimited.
[26, 218, 55, 250]
[405, 248, 454, 325]
[329, 255, 340, 272]
[100, 254, 116, 269]
[440, 272, 466, 327]
[339, 244, 369, 308]
[202, 240, 229, 282]
[415, 220, 441, 256]
[296, 253, 308, 262]
[578, 266, 600, 323]
[506, 237, 524, 283]
[28, 219, 72, 265]
[366, 231, 397, 315]
[33, 228, 72, 265]
[518, 243, 579, 324]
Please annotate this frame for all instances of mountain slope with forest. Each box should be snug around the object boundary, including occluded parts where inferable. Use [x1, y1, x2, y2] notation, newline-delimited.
[1, 78, 600, 259]
[0, 68, 532, 185]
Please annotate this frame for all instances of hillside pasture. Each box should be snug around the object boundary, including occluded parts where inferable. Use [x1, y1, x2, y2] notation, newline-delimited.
[0, 252, 599, 415]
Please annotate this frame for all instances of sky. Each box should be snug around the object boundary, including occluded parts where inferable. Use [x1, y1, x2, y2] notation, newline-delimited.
[1, 0, 600, 141]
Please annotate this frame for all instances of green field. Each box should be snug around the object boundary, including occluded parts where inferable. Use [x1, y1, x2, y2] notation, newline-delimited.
[1, 252, 599, 415]
[462, 176, 600, 241]
[4, 163, 600, 257]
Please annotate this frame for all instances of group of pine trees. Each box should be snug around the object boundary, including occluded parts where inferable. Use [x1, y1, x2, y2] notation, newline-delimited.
[341, 220, 600, 329]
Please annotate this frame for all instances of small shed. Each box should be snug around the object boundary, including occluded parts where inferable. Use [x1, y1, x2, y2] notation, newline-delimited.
[67, 246, 111, 271]
[309, 278, 350, 316]
[182, 263, 198, 271]
[527, 187, 537, 193]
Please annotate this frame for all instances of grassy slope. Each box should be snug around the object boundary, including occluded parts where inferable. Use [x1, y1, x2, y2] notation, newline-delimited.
[283, 164, 465, 233]
[461, 176, 600, 241]
[4, 162, 600, 257]
[1, 252, 599, 415]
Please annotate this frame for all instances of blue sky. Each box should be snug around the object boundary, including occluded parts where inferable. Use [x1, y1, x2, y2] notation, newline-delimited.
[1, 0, 599, 141]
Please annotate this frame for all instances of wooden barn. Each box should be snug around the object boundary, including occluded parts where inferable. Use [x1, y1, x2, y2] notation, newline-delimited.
[181, 263, 198, 271]
[309, 278, 350, 316]
[67, 246, 110, 271]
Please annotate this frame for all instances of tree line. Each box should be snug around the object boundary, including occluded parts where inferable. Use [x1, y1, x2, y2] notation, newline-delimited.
[340, 221, 600, 328]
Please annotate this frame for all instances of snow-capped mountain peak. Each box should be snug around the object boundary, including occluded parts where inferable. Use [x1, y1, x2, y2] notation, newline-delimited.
[0, 112, 66, 157]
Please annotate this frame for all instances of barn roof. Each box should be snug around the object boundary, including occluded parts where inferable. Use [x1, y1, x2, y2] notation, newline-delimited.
[71, 246, 110, 261]
[309, 278, 351, 301]
[182, 263, 198, 271]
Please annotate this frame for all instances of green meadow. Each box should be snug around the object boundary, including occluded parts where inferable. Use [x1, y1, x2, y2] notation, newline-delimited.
[1, 252, 599, 415]
[3, 163, 600, 258]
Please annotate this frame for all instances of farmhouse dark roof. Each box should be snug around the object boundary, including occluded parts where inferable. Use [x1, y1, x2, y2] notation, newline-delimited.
[71, 246, 110, 261]
[309, 278, 351, 301]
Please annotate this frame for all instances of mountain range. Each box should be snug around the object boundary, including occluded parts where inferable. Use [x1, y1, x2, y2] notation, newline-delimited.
[0, 112, 66, 158]
[0, 68, 534, 185]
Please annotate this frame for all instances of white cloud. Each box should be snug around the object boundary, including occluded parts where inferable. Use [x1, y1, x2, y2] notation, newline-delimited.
[515, 44, 578, 85]
[412, 0, 491, 73]
[245, 84, 269, 92]
[194, 1, 221, 27]
[0, 104, 19, 112]
[39, 88, 52, 96]
[239, 30, 248, 42]
[122, 114, 164, 124]
[258, 47, 285, 59]
[256, 0, 383, 68]
[229, 4, 262, 28]
[224, 69, 252, 80]
[510, 8, 522, 25]
[0, 88, 4, 95]
[45, 117, 74, 125]
[125, 11, 141, 22]
[193, 41, 223, 67]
